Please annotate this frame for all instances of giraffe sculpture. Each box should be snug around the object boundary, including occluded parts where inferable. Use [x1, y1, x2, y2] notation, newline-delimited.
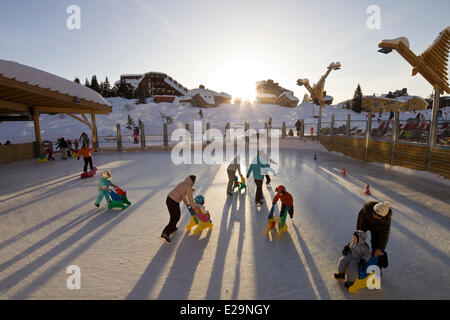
[378, 26, 449, 166]
[297, 61, 341, 134]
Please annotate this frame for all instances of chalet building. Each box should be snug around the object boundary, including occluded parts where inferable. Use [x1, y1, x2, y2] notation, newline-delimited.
[134, 72, 189, 99]
[114, 74, 143, 94]
[385, 88, 408, 99]
[426, 96, 450, 109]
[189, 85, 232, 108]
[255, 79, 298, 107]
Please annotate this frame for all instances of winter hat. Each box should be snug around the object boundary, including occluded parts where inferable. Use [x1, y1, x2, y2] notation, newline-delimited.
[374, 201, 391, 217]
[194, 195, 205, 205]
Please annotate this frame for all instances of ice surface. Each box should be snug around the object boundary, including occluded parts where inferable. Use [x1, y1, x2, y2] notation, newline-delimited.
[0, 140, 448, 299]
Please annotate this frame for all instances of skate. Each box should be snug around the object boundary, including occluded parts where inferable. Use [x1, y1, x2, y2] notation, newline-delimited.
[160, 232, 171, 245]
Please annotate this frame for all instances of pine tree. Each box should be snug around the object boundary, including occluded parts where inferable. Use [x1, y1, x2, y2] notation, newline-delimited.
[103, 76, 111, 97]
[74, 77, 80, 84]
[126, 114, 135, 130]
[352, 84, 363, 113]
[85, 78, 91, 88]
[90, 75, 101, 93]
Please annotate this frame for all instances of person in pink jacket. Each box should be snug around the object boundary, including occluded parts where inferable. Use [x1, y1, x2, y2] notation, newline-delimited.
[161, 175, 199, 244]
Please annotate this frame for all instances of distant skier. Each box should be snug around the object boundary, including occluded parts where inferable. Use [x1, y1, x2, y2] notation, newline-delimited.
[356, 201, 392, 259]
[199, 109, 203, 119]
[133, 126, 139, 144]
[161, 175, 199, 244]
[334, 230, 371, 288]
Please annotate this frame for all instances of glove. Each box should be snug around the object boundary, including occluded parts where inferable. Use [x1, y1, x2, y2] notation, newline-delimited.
[289, 207, 294, 219]
[359, 259, 366, 271]
[342, 245, 351, 256]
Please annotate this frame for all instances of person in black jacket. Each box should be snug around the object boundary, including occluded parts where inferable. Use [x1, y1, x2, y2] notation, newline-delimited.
[356, 201, 392, 259]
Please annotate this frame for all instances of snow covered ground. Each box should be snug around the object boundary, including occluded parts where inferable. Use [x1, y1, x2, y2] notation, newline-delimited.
[0, 140, 448, 299]
[1, 98, 448, 145]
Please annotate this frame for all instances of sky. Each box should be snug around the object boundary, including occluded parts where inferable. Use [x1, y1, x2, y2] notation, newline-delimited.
[0, 0, 449, 103]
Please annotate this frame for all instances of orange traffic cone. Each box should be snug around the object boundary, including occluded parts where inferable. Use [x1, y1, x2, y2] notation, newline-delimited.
[341, 168, 346, 176]
[365, 184, 371, 195]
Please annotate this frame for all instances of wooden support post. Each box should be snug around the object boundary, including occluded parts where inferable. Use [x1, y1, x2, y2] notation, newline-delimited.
[390, 111, 399, 165]
[91, 111, 98, 149]
[33, 108, 41, 146]
[330, 114, 335, 150]
[282, 122, 286, 138]
[206, 122, 211, 144]
[245, 121, 249, 147]
[185, 123, 190, 145]
[364, 112, 372, 162]
[427, 88, 440, 171]
[317, 104, 323, 137]
[116, 123, 122, 151]
[345, 113, 351, 155]
[300, 119, 304, 140]
[140, 121, 145, 149]
[163, 123, 168, 147]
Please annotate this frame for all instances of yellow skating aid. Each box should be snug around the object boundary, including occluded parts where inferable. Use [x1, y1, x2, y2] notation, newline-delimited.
[38, 154, 48, 163]
[348, 272, 374, 294]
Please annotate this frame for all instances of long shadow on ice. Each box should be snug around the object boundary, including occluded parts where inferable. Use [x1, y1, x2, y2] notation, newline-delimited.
[126, 165, 218, 299]
[4, 183, 158, 299]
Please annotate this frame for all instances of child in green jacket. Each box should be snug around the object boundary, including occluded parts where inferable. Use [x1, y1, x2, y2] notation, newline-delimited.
[95, 169, 118, 207]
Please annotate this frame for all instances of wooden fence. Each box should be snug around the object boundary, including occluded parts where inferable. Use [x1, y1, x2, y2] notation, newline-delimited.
[319, 135, 450, 179]
[0, 143, 36, 163]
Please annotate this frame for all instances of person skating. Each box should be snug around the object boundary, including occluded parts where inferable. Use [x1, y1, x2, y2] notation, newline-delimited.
[57, 138, 69, 160]
[334, 230, 371, 288]
[226, 155, 243, 196]
[79, 132, 89, 147]
[161, 175, 199, 244]
[246, 155, 275, 205]
[271, 185, 294, 237]
[95, 169, 118, 207]
[78, 143, 96, 172]
[258, 150, 278, 185]
[356, 201, 392, 258]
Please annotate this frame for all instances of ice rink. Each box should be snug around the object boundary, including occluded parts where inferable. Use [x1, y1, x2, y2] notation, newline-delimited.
[0, 140, 449, 300]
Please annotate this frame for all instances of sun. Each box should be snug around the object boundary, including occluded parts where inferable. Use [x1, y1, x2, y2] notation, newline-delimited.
[210, 56, 271, 103]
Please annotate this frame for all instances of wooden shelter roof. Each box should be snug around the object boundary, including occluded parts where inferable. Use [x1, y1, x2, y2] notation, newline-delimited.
[0, 59, 111, 118]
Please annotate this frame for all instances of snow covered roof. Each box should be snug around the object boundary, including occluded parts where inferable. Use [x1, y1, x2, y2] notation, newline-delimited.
[0, 59, 110, 107]
[189, 88, 217, 104]
[280, 91, 299, 102]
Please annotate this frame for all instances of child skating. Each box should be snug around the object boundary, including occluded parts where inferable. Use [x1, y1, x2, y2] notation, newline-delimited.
[78, 143, 96, 173]
[186, 195, 213, 235]
[334, 230, 371, 288]
[246, 155, 275, 205]
[95, 169, 118, 207]
[267, 185, 294, 239]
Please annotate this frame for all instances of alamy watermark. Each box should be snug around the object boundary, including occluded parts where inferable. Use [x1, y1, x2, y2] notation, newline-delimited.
[366, 5, 381, 30]
[66, 5, 81, 30]
[170, 122, 280, 166]
[366, 265, 381, 290]
[66, 265, 81, 289]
